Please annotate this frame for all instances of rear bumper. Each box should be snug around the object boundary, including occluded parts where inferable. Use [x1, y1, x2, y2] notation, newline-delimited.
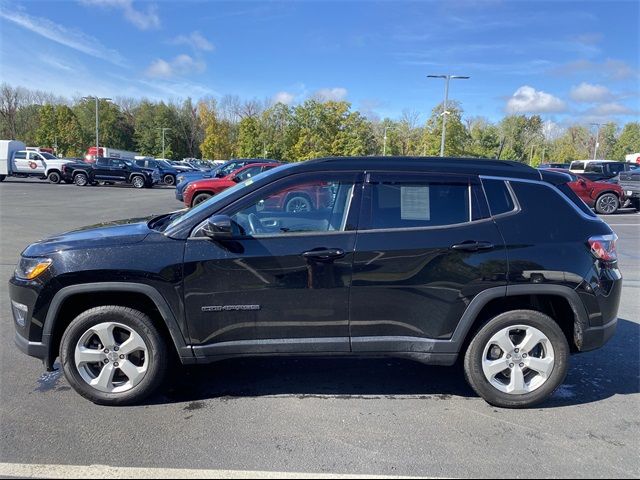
[578, 317, 618, 352]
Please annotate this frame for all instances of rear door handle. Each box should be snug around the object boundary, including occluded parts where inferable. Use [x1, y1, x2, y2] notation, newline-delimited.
[302, 248, 346, 260]
[451, 241, 494, 252]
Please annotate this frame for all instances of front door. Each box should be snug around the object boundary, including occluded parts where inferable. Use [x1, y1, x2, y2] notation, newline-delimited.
[349, 172, 508, 352]
[93, 158, 112, 180]
[183, 172, 363, 358]
[27, 152, 46, 175]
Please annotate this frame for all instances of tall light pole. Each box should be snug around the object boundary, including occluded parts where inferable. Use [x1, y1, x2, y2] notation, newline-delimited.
[82, 96, 111, 160]
[591, 123, 602, 160]
[427, 74, 470, 157]
[158, 128, 171, 159]
[383, 126, 395, 156]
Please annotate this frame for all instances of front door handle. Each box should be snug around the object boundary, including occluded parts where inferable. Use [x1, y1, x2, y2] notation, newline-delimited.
[451, 241, 494, 252]
[302, 248, 346, 261]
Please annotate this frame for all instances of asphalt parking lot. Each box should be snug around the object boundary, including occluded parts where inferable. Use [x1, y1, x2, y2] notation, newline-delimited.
[0, 178, 638, 478]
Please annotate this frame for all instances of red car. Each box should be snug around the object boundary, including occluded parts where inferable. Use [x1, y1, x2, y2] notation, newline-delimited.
[183, 162, 281, 207]
[549, 168, 627, 215]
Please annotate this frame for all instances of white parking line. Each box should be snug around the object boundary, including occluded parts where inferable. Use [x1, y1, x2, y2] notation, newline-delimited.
[0, 463, 428, 479]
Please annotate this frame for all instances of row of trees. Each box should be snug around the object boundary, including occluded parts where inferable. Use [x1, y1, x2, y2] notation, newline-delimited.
[1, 83, 638, 164]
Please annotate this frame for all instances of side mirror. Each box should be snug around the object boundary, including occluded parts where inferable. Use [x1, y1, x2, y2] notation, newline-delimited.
[202, 214, 233, 240]
[215, 171, 225, 178]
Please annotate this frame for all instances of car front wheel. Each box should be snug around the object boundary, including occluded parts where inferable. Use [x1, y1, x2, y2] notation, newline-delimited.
[131, 176, 145, 189]
[595, 193, 619, 215]
[464, 310, 569, 408]
[47, 171, 61, 184]
[60, 306, 167, 406]
[163, 174, 175, 186]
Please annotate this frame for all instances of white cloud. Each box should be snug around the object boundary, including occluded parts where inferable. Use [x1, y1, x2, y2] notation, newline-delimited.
[273, 91, 296, 105]
[0, 8, 125, 65]
[570, 83, 613, 103]
[506, 86, 566, 114]
[589, 102, 634, 116]
[145, 54, 205, 78]
[314, 87, 348, 102]
[80, 0, 160, 30]
[171, 32, 214, 52]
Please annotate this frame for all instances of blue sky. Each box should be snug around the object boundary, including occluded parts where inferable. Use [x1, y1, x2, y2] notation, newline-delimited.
[1, 0, 638, 127]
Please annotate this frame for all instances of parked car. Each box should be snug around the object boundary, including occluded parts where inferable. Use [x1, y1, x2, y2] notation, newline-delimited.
[183, 162, 281, 207]
[175, 158, 279, 202]
[618, 170, 640, 210]
[579, 161, 638, 182]
[11, 156, 621, 408]
[133, 159, 180, 186]
[545, 168, 627, 214]
[62, 157, 160, 188]
[0, 140, 74, 184]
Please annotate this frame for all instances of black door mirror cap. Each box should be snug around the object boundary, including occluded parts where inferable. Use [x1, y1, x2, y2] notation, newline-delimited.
[203, 214, 234, 240]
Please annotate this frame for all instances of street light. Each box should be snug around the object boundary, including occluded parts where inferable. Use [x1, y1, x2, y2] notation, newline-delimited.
[82, 96, 111, 160]
[383, 126, 395, 156]
[590, 123, 602, 160]
[427, 74, 470, 157]
[158, 128, 171, 159]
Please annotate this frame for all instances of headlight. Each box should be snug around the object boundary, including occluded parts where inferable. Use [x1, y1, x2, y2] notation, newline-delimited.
[15, 257, 52, 280]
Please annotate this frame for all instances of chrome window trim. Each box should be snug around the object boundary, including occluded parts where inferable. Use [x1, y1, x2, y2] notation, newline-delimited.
[479, 175, 603, 222]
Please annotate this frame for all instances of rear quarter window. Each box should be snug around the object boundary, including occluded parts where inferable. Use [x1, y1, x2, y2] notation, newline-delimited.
[482, 179, 515, 216]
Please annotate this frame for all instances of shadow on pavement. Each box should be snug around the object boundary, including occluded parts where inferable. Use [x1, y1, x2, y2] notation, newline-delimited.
[154, 318, 639, 408]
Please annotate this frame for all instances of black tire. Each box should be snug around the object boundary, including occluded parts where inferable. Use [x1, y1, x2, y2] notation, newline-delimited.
[285, 195, 312, 213]
[60, 306, 168, 406]
[131, 175, 145, 189]
[192, 193, 212, 207]
[464, 310, 569, 409]
[163, 174, 176, 186]
[0, 174, 5, 182]
[74, 172, 89, 186]
[47, 171, 61, 184]
[595, 193, 619, 215]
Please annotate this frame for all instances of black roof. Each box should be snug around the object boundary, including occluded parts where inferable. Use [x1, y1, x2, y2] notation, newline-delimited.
[291, 156, 543, 181]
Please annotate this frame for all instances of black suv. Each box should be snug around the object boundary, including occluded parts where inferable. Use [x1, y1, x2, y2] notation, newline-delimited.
[10, 157, 622, 408]
[133, 158, 180, 186]
[62, 157, 160, 188]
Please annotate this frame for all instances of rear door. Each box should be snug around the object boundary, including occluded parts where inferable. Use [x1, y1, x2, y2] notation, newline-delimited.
[350, 172, 508, 351]
[93, 158, 112, 180]
[11, 151, 28, 172]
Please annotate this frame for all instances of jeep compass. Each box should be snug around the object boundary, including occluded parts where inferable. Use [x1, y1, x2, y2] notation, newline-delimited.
[9, 157, 622, 408]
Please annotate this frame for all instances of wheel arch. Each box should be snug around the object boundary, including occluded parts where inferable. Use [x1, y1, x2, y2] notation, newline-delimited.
[451, 285, 589, 355]
[43, 282, 193, 370]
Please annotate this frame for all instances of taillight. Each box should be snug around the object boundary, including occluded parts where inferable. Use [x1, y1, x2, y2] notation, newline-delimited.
[589, 234, 618, 262]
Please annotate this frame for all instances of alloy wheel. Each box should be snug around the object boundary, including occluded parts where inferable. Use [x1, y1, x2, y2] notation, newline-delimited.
[597, 194, 618, 214]
[481, 325, 555, 395]
[74, 322, 149, 394]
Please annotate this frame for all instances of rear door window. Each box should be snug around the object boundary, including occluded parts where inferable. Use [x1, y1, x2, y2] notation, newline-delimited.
[361, 173, 477, 230]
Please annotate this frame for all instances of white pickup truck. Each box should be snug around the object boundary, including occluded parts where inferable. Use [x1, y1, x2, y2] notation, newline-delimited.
[0, 140, 74, 184]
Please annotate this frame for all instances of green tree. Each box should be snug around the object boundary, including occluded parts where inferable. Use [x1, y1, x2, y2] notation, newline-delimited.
[199, 100, 234, 160]
[422, 101, 469, 156]
[237, 116, 263, 158]
[467, 117, 501, 158]
[612, 123, 640, 160]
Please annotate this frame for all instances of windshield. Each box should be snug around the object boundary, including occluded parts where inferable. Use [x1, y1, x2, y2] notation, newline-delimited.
[158, 160, 173, 168]
[162, 166, 287, 232]
[41, 152, 57, 160]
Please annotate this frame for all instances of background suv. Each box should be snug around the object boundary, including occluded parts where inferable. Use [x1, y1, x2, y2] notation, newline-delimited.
[10, 157, 621, 408]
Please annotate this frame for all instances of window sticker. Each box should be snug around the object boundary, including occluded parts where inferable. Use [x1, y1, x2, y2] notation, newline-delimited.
[401, 186, 430, 221]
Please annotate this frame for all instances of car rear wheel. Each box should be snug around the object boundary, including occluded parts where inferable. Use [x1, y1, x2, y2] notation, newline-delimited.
[60, 306, 168, 406]
[163, 174, 175, 186]
[595, 193, 619, 215]
[0, 174, 5, 182]
[464, 310, 569, 408]
[131, 176, 145, 189]
[192, 193, 212, 207]
[47, 171, 61, 184]
[74, 172, 89, 186]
